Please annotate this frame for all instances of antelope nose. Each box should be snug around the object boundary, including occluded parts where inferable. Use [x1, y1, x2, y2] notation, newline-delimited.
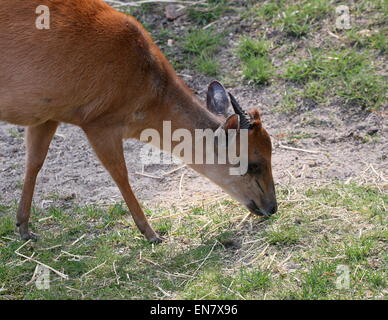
[267, 202, 278, 215]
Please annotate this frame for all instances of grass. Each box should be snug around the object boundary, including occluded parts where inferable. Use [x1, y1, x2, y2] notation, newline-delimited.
[187, 1, 228, 26]
[344, 238, 374, 262]
[237, 37, 271, 61]
[242, 57, 274, 85]
[279, 89, 299, 112]
[281, 49, 386, 110]
[237, 37, 273, 85]
[182, 28, 224, 76]
[182, 29, 223, 56]
[255, 2, 282, 20]
[302, 80, 326, 102]
[0, 183, 386, 300]
[299, 262, 337, 299]
[338, 73, 387, 110]
[276, 0, 331, 37]
[194, 54, 220, 77]
[121, 2, 227, 76]
[266, 225, 301, 245]
[283, 49, 371, 82]
[346, 29, 388, 53]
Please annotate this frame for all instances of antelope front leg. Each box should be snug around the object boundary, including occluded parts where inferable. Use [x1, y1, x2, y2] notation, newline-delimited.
[16, 120, 59, 240]
[83, 126, 162, 243]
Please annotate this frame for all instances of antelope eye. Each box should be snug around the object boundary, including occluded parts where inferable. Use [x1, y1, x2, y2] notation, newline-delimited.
[248, 163, 261, 173]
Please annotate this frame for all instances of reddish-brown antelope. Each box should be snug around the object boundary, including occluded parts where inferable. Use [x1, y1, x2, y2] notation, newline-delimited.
[0, 0, 277, 243]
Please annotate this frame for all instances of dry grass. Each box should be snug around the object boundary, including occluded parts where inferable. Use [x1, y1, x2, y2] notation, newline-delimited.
[0, 177, 386, 300]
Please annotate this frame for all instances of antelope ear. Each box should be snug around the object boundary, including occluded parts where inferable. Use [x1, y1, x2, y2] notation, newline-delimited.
[248, 109, 262, 130]
[249, 109, 261, 120]
[223, 114, 240, 131]
[206, 81, 230, 116]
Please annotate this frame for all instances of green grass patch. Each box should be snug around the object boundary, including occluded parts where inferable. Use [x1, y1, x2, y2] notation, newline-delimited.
[278, 88, 299, 112]
[346, 29, 388, 53]
[194, 54, 220, 76]
[338, 73, 387, 110]
[181, 28, 224, 75]
[242, 57, 274, 85]
[187, 1, 228, 26]
[237, 38, 271, 61]
[256, 1, 283, 20]
[302, 80, 326, 102]
[282, 49, 386, 110]
[235, 268, 272, 294]
[237, 37, 273, 85]
[344, 238, 375, 262]
[266, 225, 301, 245]
[299, 262, 337, 299]
[182, 29, 223, 56]
[0, 214, 14, 237]
[276, 0, 331, 37]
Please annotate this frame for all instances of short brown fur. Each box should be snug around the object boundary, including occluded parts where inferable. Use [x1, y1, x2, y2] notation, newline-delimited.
[0, 0, 276, 242]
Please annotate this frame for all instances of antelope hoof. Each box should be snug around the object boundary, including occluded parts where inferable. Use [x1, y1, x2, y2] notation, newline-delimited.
[17, 224, 38, 242]
[148, 234, 164, 244]
[144, 228, 164, 243]
[20, 231, 38, 242]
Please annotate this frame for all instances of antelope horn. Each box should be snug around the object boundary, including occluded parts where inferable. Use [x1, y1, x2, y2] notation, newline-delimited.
[228, 93, 251, 129]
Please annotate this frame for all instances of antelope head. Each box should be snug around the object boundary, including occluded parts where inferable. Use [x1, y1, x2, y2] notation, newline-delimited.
[200, 81, 277, 217]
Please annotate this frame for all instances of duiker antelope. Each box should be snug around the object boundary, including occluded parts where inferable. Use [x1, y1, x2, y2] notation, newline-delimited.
[0, 0, 277, 243]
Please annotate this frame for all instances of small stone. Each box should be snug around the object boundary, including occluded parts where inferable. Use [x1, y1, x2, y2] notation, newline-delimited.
[356, 124, 366, 130]
[309, 162, 318, 168]
[165, 4, 185, 21]
[63, 193, 76, 201]
[284, 262, 301, 273]
[367, 128, 378, 135]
